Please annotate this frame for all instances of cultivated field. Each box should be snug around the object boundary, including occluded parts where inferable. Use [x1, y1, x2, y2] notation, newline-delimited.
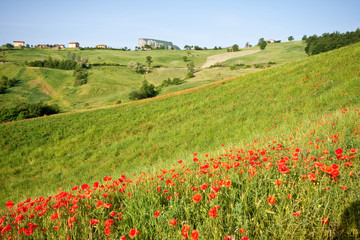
[0, 42, 359, 239]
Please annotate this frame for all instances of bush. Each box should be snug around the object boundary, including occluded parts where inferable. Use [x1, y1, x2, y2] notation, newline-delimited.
[128, 80, 158, 101]
[0, 76, 17, 94]
[128, 61, 146, 74]
[0, 102, 60, 123]
[160, 78, 185, 87]
[73, 67, 88, 86]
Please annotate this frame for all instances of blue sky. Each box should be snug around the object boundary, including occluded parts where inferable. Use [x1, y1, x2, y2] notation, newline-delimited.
[1, 0, 359, 49]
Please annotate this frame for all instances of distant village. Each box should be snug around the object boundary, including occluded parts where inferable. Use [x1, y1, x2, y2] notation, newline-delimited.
[11, 41, 107, 49]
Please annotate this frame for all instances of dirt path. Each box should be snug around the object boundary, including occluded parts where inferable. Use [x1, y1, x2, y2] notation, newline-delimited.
[201, 50, 260, 69]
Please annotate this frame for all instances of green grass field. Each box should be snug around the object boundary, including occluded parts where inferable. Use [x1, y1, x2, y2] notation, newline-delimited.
[0, 42, 307, 112]
[1, 42, 358, 239]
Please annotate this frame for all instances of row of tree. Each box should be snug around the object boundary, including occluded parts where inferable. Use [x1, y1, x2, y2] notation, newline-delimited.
[0, 102, 60, 123]
[304, 28, 360, 55]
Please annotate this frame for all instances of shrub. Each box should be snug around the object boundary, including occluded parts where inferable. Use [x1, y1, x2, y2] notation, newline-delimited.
[0, 102, 60, 123]
[128, 80, 158, 101]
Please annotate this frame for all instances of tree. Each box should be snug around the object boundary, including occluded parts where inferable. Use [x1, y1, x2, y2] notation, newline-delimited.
[232, 44, 239, 52]
[245, 42, 250, 48]
[302, 35, 308, 41]
[146, 56, 153, 67]
[128, 80, 158, 100]
[184, 45, 192, 50]
[258, 38, 267, 50]
[187, 62, 195, 78]
[288, 36, 294, 41]
[5, 43, 14, 50]
[183, 56, 188, 62]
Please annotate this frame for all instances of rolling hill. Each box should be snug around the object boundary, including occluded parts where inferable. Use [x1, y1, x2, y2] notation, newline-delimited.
[0, 42, 359, 239]
[0, 42, 306, 112]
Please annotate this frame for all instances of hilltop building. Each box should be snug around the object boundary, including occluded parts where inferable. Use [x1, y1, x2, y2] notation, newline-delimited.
[96, 44, 107, 49]
[267, 39, 275, 44]
[54, 44, 65, 49]
[69, 42, 80, 48]
[13, 41, 25, 47]
[38, 44, 48, 48]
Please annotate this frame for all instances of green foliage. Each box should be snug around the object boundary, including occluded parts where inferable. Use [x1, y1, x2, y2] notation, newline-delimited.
[232, 44, 239, 52]
[0, 102, 59, 123]
[258, 38, 267, 50]
[146, 56, 153, 67]
[128, 61, 146, 74]
[0, 76, 17, 93]
[73, 67, 88, 86]
[26, 53, 88, 70]
[194, 46, 203, 50]
[305, 28, 360, 55]
[186, 61, 195, 78]
[5, 43, 14, 50]
[160, 77, 185, 87]
[288, 36, 294, 41]
[302, 35, 308, 41]
[183, 56, 188, 62]
[128, 80, 158, 100]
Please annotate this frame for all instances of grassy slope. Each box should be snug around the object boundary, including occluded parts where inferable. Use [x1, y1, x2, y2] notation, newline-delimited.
[0, 43, 359, 208]
[225, 41, 306, 65]
[0, 42, 306, 111]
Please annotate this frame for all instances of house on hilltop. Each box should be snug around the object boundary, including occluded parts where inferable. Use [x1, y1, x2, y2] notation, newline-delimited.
[13, 41, 25, 47]
[38, 44, 48, 48]
[69, 42, 80, 48]
[267, 39, 275, 44]
[96, 44, 107, 49]
[54, 44, 65, 49]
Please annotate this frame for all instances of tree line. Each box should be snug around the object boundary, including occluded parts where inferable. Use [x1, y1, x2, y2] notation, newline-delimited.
[0, 102, 60, 123]
[304, 28, 360, 55]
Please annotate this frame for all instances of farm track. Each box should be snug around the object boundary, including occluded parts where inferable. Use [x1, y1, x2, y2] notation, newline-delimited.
[201, 50, 260, 68]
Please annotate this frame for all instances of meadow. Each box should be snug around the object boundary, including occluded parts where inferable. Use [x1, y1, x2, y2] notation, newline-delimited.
[0, 42, 306, 112]
[0, 42, 359, 239]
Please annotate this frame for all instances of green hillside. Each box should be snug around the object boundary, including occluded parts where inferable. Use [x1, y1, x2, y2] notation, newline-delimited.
[0, 42, 359, 239]
[0, 42, 306, 112]
[1, 42, 359, 205]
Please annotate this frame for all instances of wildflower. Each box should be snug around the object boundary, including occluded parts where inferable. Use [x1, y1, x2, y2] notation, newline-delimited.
[5, 200, 14, 209]
[81, 184, 88, 190]
[104, 219, 114, 227]
[291, 211, 301, 217]
[154, 211, 161, 218]
[350, 148, 357, 154]
[209, 207, 217, 218]
[276, 180, 282, 186]
[241, 237, 249, 240]
[209, 192, 216, 199]
[287, 194, 292, 199]
[104, 227, 111, 235]
[321, 218, 329, 224]
[335, 148, 343, 155]
[110, 211, 116, 217]
[191, 230, 199, 240]
[341, 186, 348, 191]
[192, 194, 202, 203]
[201, 184, 208, 190]
[90, 219, 100, 225]
[267, 196, 276, 205]
[239, 228, 245, 233]
[129, 228, 139, 238]
[170, 219, 177, 226]
[225, 236, 231, 240]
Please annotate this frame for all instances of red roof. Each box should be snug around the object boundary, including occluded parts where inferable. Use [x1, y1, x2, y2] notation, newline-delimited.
[69, 42, 79, 44]
[13, 41, 25, 43]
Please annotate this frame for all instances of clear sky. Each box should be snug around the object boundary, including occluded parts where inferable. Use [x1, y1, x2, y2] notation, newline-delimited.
[1, 0, 359, 49]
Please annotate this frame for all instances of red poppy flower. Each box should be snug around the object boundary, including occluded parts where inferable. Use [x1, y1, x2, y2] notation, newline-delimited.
[225, 236, 231, 240]
[5, 200, 14, 209]
[209, 207, 217, 218]
[239, 228, 245, 233]
[321, 218, 329, 224]
[170, 219, 177, 226]
[154, 211, 160, 218]
[209, 193, 216, 199]
[350, 148, 357, 154]
[104, 227, 111, 235]
[335, 148, 343, 155]
[276, 180, 282, 186]
[267, 196, 276, 205]
[129, 228, 139, 238]
[104, 219, 114, 227]
[191, 230, 199, 240]
[81, 184, 88, 190]
[287, 194, 292, 199]
[241, 237, 249, 240]
[110, 211, 116, 217]
[90, 219, 100, 225]
[201, 184, 208, 190]
[192, 194, 202, 203]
